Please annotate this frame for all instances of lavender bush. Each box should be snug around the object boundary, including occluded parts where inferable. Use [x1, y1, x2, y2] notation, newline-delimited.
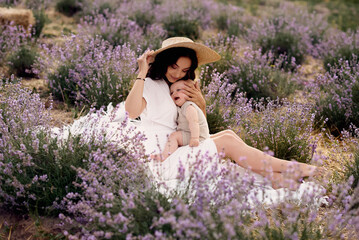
[226, 49, 299, 101]
[313, 58, 359, 135]
[201, 68, 315, 162]
[55, 0, 82, 17]
[60, 144, 359, 239]
[79, 0, 118, 17]
[345, 146, 359, 191]
[202, 70, 242, 134]
[0, 81, 110, 214]
[157, 0, 214, 32]
[320, 30, 359, 72]
[59, 118, 166, 239]
[202, 36, 299, 101]
[212, 4, 253, 38]
[239, 99, 317, 163]
[0, 24, 32, 68]
[247, 15, 313, 71]
[269, 2, 329, 56]
[0, 0, 18, 7]
[7, 45, 39, 78]
[37, 34, 137, 109]
[163, 13, 200, 40]
[79, 12, 167, 52]
[201, 35, 241, 87]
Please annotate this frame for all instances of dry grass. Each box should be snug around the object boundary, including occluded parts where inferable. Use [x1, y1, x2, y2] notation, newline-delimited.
[0, 209, 64, 240]
[0, 7, 35, 31]
[39, 8, 77, 46]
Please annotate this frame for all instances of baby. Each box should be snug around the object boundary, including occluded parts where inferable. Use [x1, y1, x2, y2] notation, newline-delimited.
[153, 80, 210, 161]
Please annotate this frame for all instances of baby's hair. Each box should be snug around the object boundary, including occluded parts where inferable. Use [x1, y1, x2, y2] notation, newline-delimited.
[170, 79, 194, 89]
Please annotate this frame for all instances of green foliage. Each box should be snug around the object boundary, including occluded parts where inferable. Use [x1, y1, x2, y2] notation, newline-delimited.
[314, 64, 359, 136]
[200, 36, 239, 87]
[163, 14, 200, 40]
[0, 131, 104, 215]
[0, 0, 16, 7]
[297, 0, 359, 31]
[32, 10, 47, 38]
[227, 56, 298, 101]
[129, 11, 156, 32]
[352, 82, 359, 116]
[345, 147, 359, 190]
[206, 102, 231, 134]
[47, 64, 76, 104]
[215, 12, 245, 37]
[326, 1, 359, 32]
[241, 101, 315, 163]
[263, 212, 322, 240]
[55, 0, 82, 17]
[128, 190, 174, 236]
[314, 94, 349, 136]
[323, 46, 359, 72]
[258, 31, 303, 71]
[98, 2, 113, 15]
[7, 45, 38, 78]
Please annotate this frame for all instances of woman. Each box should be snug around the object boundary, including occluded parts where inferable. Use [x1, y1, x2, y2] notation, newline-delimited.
[125, 37, 320, 189]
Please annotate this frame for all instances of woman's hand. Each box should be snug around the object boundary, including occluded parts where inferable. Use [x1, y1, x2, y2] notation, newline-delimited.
[183, 80, 207, 116]
[137, 50, 154, 77]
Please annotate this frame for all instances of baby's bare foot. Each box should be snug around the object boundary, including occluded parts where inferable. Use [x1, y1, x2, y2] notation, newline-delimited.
[150, 153, 169, 162]
[151, 154, 162, 161]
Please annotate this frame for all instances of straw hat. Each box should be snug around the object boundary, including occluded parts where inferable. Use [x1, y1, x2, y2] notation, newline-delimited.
[152, 37, 221, 66]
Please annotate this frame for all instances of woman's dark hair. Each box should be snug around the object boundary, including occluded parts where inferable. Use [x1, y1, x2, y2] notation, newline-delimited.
[147, 47, 198, 81]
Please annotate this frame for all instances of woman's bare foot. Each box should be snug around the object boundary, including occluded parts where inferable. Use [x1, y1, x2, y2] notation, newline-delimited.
[298, 166, 324, 182]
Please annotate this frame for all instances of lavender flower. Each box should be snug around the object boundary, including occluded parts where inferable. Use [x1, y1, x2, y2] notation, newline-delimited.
[37, 34, 137, 109]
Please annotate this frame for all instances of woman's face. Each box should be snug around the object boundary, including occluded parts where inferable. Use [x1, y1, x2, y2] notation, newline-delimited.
[165, 56, 192, 83]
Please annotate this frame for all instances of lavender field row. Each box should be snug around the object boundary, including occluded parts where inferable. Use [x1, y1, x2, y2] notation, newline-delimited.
[0, 0, 359, 239]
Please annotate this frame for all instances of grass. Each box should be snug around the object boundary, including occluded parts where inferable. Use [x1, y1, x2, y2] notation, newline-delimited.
[291, 0, 359, 31]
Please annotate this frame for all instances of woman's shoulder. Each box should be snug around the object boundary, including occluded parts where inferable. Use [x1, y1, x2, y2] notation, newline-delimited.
[145, 77, 164, 82]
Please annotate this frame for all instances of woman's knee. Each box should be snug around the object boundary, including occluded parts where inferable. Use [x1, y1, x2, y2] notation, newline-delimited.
[215, 132, 247, 150]
[214, 133, 237, 149]
[225, 129, 235, 134]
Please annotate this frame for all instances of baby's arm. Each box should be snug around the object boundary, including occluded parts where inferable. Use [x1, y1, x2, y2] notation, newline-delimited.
[185, 105, 200, 147]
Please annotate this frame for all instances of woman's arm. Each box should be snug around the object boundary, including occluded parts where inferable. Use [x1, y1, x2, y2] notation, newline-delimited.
[125, 50, 154, 119]
[183, 80, 207, 117]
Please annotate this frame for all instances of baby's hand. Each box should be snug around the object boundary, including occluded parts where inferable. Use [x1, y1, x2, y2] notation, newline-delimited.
[189, 138, 199, 147]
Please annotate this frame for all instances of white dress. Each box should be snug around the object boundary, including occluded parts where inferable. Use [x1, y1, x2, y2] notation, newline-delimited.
[54, 77, 327, 207]
[138, 78, 219, 190]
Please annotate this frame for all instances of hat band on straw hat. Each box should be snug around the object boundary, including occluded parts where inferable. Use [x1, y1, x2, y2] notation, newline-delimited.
[152, 37, 221, 66]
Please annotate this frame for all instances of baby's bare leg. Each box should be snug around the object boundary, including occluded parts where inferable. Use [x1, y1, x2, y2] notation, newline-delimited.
[152, 131, 184, 161]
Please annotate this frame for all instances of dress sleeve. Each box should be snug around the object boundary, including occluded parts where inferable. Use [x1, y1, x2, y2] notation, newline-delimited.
[181, 101, 196, 116]
[140, 78, 177, 129]
[142, 78, 151, 106]
[142, 77, 153, 118]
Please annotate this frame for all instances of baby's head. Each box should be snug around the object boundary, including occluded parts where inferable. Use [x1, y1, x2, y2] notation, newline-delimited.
[170, 80, 194, 107]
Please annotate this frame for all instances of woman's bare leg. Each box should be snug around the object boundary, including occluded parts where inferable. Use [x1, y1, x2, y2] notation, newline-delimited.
[212, 130, 317, 178]
[211, 129, 245, 143]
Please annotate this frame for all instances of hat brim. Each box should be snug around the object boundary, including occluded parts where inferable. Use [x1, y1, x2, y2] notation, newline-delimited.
[152, 42, 221, 66]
